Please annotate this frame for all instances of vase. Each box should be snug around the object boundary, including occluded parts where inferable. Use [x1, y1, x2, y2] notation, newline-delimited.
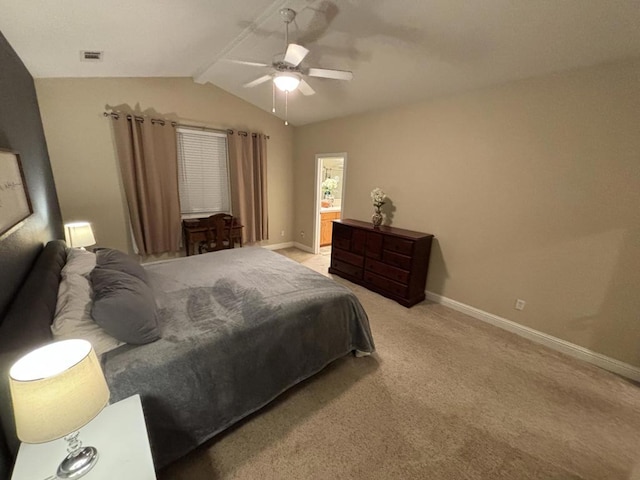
[324, 191, 334, 207]
[372, 205, 383, 227]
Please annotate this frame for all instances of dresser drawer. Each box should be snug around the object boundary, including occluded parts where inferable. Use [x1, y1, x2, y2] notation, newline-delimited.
[366, 232, 383, 259]
[383, 236, 414, 256]
[352, 229, 366, 254]
[365, 258, 410, 285]
[331, 258, 363, 279]
[382, 250, 412, 270]
[332, 222, 351, 239]
[333, 237, 351, 250]
[364, 271, 408, 298]
[332, 247, 364, 267]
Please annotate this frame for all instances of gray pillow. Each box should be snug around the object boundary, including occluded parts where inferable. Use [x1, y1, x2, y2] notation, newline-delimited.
[95, 248, 148, 284]
[90, 268, 160, 345]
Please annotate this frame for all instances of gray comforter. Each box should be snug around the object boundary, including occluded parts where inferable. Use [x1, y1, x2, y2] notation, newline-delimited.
[101, 247, 374, 468]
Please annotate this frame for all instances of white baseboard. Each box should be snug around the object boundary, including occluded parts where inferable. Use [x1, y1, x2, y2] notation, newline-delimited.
[293, 242, 315, 253]
[261, 241, 294, 251]
[261, 241, 314, 253]
[425, 291, 640, 382]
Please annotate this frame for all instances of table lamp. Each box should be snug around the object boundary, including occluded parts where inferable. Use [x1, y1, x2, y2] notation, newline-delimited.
[64, 222, 96, 249]
[9, 339, 110, 479]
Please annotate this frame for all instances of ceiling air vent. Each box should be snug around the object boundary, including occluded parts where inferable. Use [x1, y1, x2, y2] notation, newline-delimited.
[80, 50, 103, 62]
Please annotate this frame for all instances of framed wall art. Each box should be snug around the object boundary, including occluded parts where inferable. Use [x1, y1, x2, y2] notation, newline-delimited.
[0, 148, 32, 237]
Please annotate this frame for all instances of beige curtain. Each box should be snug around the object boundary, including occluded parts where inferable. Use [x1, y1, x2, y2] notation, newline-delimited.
[111, 114, 181, 255]
[227, 132, 269, 244]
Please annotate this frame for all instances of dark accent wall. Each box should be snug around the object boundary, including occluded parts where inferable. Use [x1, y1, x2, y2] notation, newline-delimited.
[0, 32, 62, 317]
[0, 31, 63, 478]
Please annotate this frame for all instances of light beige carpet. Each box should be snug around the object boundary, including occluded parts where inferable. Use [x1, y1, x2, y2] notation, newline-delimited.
[159, 248, 640, 480]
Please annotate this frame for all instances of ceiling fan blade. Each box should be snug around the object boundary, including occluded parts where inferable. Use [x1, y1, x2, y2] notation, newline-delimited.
[298, 79, 316, 96]
[308, 68, 353, 81]
[283, 43, 309, 67]
[243, 75, 272, 88]
[222, 59, 270, 68]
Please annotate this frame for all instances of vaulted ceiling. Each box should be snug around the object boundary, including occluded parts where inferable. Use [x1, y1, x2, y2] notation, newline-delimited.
[1, 0, 640, 126]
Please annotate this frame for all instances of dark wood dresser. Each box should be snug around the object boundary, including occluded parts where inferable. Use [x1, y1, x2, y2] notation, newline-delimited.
[328, 219, 434, 307]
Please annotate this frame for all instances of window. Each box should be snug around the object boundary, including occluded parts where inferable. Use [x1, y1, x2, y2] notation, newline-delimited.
[176, 128, 231, 218]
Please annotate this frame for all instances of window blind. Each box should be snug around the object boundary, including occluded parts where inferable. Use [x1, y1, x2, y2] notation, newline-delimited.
[176, 128, 231, 216]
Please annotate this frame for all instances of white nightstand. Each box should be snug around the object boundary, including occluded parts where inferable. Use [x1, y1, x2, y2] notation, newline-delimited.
[11, 394, 156, 480]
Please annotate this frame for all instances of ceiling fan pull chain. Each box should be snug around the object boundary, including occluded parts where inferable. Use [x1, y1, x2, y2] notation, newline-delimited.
[285, 90, 289, 126]
[272, 82, 276, 113]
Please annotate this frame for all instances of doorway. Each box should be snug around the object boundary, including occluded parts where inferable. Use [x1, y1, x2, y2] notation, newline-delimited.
[314, 153, 347, 255]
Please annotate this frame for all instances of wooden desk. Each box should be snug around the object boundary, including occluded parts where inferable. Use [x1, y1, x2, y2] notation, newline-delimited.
[183, 217, 243, 256]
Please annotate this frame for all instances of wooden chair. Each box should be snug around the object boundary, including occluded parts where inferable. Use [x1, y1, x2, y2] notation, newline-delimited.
[199, 213, 234, 253]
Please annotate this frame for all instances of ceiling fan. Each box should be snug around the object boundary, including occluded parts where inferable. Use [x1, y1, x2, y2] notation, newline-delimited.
[224, 7, 353, 123]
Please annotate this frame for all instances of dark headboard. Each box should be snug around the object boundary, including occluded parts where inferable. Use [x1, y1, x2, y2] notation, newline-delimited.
[0, 240, 66, 470]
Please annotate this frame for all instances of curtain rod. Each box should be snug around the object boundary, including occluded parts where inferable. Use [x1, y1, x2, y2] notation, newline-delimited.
[102, 112, 269, 139]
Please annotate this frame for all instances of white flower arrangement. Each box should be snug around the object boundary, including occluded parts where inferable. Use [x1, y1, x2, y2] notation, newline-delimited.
[321, 177, 339, 194]
[370, 187, 386, 207]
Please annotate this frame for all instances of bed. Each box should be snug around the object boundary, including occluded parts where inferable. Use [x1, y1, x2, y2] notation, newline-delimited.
[0, 241, 375, 471]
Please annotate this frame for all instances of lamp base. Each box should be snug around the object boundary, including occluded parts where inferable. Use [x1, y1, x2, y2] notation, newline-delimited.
[57, 446, 99, 479]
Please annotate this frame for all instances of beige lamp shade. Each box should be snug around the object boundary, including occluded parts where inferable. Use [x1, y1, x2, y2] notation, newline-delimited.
[9, 339, 110, 443]
[64, 222, 96, 248]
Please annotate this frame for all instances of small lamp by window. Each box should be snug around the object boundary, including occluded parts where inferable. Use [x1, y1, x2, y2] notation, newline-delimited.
[9, 339, 110, 479]
[64, 222, 96, 249]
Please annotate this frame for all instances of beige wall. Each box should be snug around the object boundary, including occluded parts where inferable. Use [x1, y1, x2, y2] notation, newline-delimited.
[35, 77, 294, 255]
[34, 64, 640, 367]
[294, 59, 640, 367]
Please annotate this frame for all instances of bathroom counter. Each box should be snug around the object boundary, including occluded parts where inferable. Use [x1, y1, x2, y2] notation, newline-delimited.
[320, 206, 341, 213]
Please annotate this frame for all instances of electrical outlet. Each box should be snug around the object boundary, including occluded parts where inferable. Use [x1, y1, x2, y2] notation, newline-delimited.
[300, 231, 305, 238]
[281, 230, 285, 237]
[514, 299, 526, 311]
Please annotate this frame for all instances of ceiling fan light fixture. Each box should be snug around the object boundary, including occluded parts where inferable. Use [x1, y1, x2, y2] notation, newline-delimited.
[273, 73, 301, 92]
